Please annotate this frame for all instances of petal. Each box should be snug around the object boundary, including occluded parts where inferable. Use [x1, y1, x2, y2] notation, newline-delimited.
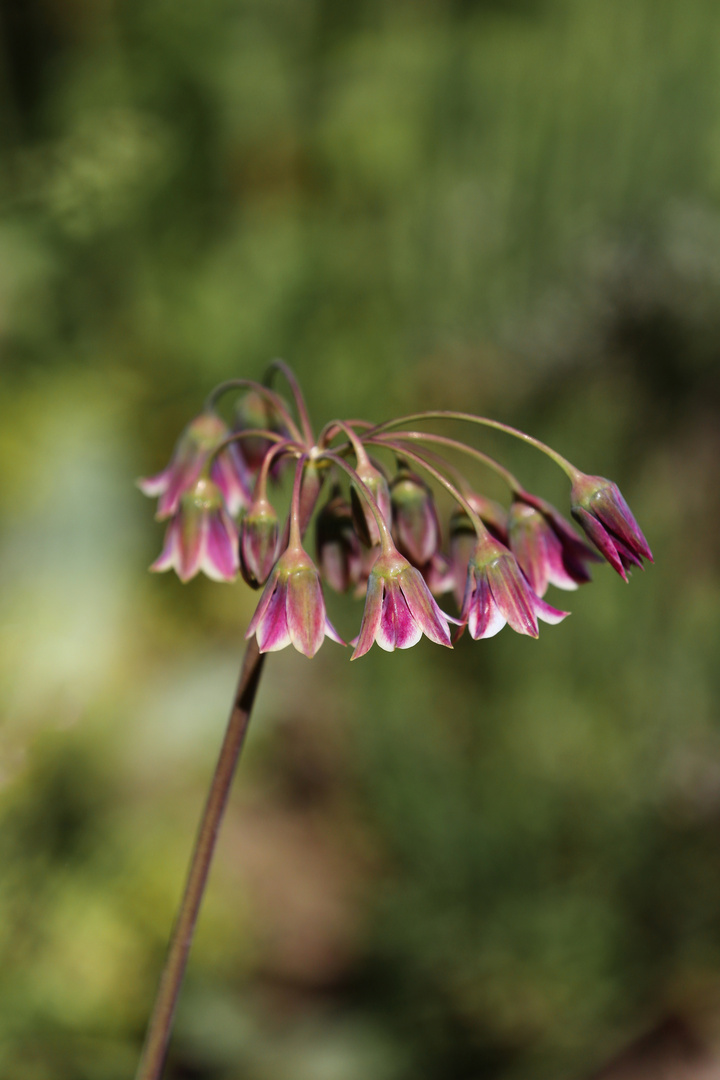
[351, 572, 385, 660]
[176, 506, 206, 582]
[156, 460, 203, 520]
[287, 568, 326, 658]
[534, 597, 570, 625]
[324, 618, 346, 646]
[246, 568, 282, 638]
[398, 567, 452, 648]
[257, 579, 292, 652]
[201, 510, 239, 581]
[150, 516, 182, 574]
[572, 507, 628, 581]
[138, 469, 171, 497]
[467, 578, 506, 639]
[489, 558, 539, 637]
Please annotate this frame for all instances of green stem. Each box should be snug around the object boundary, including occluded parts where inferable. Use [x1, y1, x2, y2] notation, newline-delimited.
[265, 359, 315, 446]
[134, 639, 266, 1080]
[204, 379, 304, 445]
[371, 431, 522, 493]
[367, 411, 578, 479]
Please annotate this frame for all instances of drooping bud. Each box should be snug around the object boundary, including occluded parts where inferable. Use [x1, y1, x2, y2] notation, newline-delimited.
[150, 476, 239, 583]
[390, 466, 440, 567]
[350, 460, 392, 548]
[239, 497, 280, 588]
[570, 474, 653, 581]
[315, 487, 363, 593]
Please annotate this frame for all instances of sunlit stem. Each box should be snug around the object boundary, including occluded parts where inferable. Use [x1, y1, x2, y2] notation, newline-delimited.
[134, 639, 266, 1080]
[265, 359, 315, 446]
[204, 379, 304, 445]
[367, 412, 578, 480]
[365, 438, 486, 538]
[319, 450, 395, 554]
[371, 430, 522, 494]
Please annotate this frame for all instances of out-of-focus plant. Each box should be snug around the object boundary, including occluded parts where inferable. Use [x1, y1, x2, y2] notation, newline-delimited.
[135, 359, 652, 1080]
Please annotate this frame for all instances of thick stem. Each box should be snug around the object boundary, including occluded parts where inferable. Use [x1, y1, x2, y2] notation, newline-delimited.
[135, 639, 266, 1080]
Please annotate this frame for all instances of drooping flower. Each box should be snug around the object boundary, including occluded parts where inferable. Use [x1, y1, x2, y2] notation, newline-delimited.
[233, 390, 289, 474]
[570, 473, 653, 581]
[507, 497, 598, 597]
[390, 466, 440, 567]
[460, 533, 568, 639]
[315, 487, 363, 593]
[139, 412, 252, 519]
[246, 546, 344, 658]
[239, 497, 280, 588]
[150, 477, 239, 582]
[352, 550, 453, 659]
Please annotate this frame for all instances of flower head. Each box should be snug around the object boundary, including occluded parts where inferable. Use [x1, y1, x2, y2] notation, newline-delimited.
[150, 477, 239, 583]
[507, 496, 598, 597]
[460, 533, 568, 639]
[390, 466, 440, 567]
[139, 411, 252, 519]
[352, 550, 453, 659]
[246, 546, 344, 658]
[570, 474, 653, 581]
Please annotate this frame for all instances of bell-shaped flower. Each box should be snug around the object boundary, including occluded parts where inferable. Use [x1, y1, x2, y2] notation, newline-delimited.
[150, 477, 239, 583]
[460, 533, 568, 639]
[246, 546, 344, 658]
[315, 487, 363, 593]
[139, 412, 252, 519]
[351, 550, 453, 659]
[350, 461, 392, 548]
[390, 467, 440, 567]
[239, 497, 280, 589]
[507, 497, 598, 597]
[570, 474, 653, 581]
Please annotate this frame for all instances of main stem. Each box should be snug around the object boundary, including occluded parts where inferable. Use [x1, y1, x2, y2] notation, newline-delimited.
[135, 638, 266, 1080]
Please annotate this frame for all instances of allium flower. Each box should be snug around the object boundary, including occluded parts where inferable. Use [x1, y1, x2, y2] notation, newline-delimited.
[460, 533, 568, 639]
[151, 477, 239, 583]
[315, 487, 363, 593]
[507, 498, 597, 597]
[352, 550, 453, 659]
[390, 467, 440, 567]
[246, 546, 344, 658]
[239, 497, 280, 589]
[140, 412, 252, 519]
[570, 474, 653, 580]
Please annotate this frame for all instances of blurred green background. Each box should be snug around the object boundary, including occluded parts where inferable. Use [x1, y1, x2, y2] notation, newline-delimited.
[1, 0, 719, 1077]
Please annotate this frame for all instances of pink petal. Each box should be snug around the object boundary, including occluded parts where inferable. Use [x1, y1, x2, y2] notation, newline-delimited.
[138, 469, 171, 497]
[388, 582, 423, 650]
[150, 516, 182, 574]
[489, 560, 539, 637]
[287, 569, 326, 658]
[534, 597, 569, 625]
[176, 507, 206, 582]
[257, 579, 291, 652]
[201, 511, 239, 581]
[399, 567, 452, 648]
[467, 578, 506, 639]
[351, 573, 385, 660]
[324, 618, 346, 646]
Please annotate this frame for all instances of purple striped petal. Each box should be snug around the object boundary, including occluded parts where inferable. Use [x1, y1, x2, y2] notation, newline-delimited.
[150, 516, 182, 574]
[256, 578, 291, 652]
[467, 577, 506, 639]
[351, 573, 385, 660]
[398, 567, 452, 648]
[287, 568, 326, 658]
[201, 510, 239, 581]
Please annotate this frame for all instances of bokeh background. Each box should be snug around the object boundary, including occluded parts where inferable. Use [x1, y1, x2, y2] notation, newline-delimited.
[1, 0, 719, 1077]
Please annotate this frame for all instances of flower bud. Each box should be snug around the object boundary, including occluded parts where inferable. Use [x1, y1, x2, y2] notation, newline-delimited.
[315, 487, 363, 593]
[350, 461, 391, 547]
[390, 467, 440, 567]
[508, 499, 596, 597]
[240, 497, 280, 588]
[570, 474, 653, 581]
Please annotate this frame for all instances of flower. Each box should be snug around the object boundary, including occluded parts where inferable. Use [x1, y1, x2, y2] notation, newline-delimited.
[246, 546, 344, 657]
[233, 390, 289, 474]
[570, 474, 653, 581]
[390, 467, 440, 567]
[139, 412, 252, 519]
[315, 487, 363, 593]
[150, 477, 239, 582]
[460, 533, 568, 639]
[239, 497, 280, 588]
[507, 496, 598, 597]
[352, 550, 453, 659]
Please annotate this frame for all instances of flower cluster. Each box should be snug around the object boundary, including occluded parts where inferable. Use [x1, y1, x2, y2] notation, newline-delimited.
[140, 361, 653, 659]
